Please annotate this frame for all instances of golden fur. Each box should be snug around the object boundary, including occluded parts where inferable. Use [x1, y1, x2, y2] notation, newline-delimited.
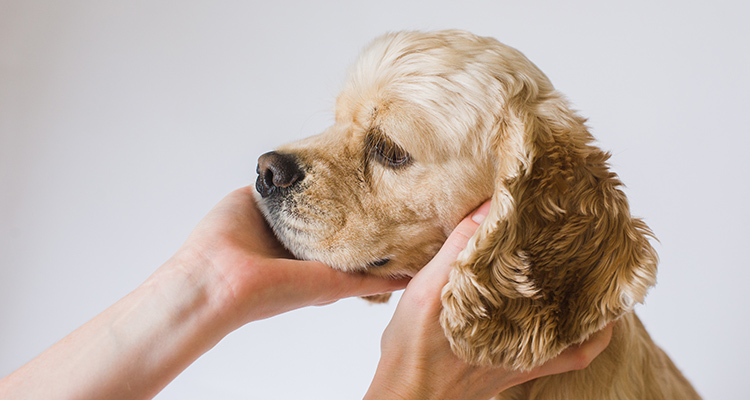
[255, 30, 700, 399]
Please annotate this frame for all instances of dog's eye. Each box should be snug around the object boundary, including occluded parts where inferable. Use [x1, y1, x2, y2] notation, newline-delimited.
[374, 141, 410, 167]
[366, 132, 411, 168]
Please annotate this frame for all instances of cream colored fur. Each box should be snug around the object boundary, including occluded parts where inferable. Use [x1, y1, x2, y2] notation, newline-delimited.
[256, 30, 700, 399]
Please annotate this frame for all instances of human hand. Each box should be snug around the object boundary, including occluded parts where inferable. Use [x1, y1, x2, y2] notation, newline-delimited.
[160, 186, 409, 331]
[0, 186, 408, 400]
[365, 201, 614, 399]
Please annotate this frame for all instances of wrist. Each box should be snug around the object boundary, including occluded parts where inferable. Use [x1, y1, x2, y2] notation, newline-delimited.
[0, 253, 242, 400]
[364, 347, 517, 400]
[147, 251, 240, 342]
[158, 235, 281, 332]
[364, 354, 427, 400]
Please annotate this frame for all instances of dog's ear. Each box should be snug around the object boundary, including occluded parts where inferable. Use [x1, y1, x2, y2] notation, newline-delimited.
[440, 78, 658, 371]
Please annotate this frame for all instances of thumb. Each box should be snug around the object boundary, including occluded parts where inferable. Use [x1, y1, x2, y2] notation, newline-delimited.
[418, 200, 491, 286]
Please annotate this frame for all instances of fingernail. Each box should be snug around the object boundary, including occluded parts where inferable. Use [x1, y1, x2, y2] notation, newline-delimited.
[471, 201, 491, 224]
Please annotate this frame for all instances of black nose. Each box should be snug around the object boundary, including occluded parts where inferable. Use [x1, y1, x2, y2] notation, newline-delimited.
[255, 151, 305, 198]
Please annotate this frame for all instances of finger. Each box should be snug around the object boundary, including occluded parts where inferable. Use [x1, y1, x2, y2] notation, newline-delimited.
[415, 200, 491, 288]
[326, 270, 411, 302]
[562, 321, 615, 370]
[528, 321, 616, 379]
[274, 258, 410, 305]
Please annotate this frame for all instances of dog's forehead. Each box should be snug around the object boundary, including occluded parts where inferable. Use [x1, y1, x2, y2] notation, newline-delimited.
[334, 31, 506, 161]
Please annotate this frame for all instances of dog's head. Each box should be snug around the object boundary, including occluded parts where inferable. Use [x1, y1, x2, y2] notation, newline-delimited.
[255, 30, 657, 370]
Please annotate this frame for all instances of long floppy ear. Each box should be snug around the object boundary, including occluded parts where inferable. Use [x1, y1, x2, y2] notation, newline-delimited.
[440, 82, 658, 371]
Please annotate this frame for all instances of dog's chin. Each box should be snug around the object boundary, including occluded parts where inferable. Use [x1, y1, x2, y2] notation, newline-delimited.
[256, 195, 426, 277]
[257, 208, 392, 274]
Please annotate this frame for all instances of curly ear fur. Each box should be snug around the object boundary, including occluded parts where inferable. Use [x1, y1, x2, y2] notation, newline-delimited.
[440, 74, 658, 371]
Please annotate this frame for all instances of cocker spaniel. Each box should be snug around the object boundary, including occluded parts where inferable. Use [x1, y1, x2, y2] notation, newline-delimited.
[254, 30, 700, 399]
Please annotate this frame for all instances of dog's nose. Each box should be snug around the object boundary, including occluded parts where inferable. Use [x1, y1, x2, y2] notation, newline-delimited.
[255, 151, 305, 198]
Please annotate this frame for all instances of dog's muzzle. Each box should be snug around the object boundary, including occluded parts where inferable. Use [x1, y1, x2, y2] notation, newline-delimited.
[255, 151, 305, 198]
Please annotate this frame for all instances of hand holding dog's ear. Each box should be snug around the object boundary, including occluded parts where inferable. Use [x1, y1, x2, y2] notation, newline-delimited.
[366, 202, 614, 400]
[439, 89, 658, 371]
[174, 186, 409, 326]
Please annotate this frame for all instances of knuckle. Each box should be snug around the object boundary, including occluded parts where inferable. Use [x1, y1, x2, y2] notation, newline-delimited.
[570, 348, 594, 370]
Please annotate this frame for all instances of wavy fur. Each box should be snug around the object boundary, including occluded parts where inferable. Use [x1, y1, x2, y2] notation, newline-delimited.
[257, 30, 700, 399]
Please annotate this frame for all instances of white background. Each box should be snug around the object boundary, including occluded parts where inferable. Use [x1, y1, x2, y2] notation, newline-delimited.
[1, 1, 748, 398]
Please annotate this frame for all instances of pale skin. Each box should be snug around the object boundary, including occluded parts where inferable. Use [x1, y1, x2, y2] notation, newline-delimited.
[0, 186, 613, 400]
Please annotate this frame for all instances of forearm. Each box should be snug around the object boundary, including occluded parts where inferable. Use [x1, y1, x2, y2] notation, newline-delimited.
[0, 258, 231, 400]
[0, 186, 409, 399]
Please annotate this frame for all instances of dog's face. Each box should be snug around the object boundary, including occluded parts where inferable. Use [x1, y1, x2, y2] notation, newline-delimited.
[255, 31, 508, 277]
[255, 30, 658, 371]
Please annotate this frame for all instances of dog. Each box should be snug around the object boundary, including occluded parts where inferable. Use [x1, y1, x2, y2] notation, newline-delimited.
[254, 30, 700, 399]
